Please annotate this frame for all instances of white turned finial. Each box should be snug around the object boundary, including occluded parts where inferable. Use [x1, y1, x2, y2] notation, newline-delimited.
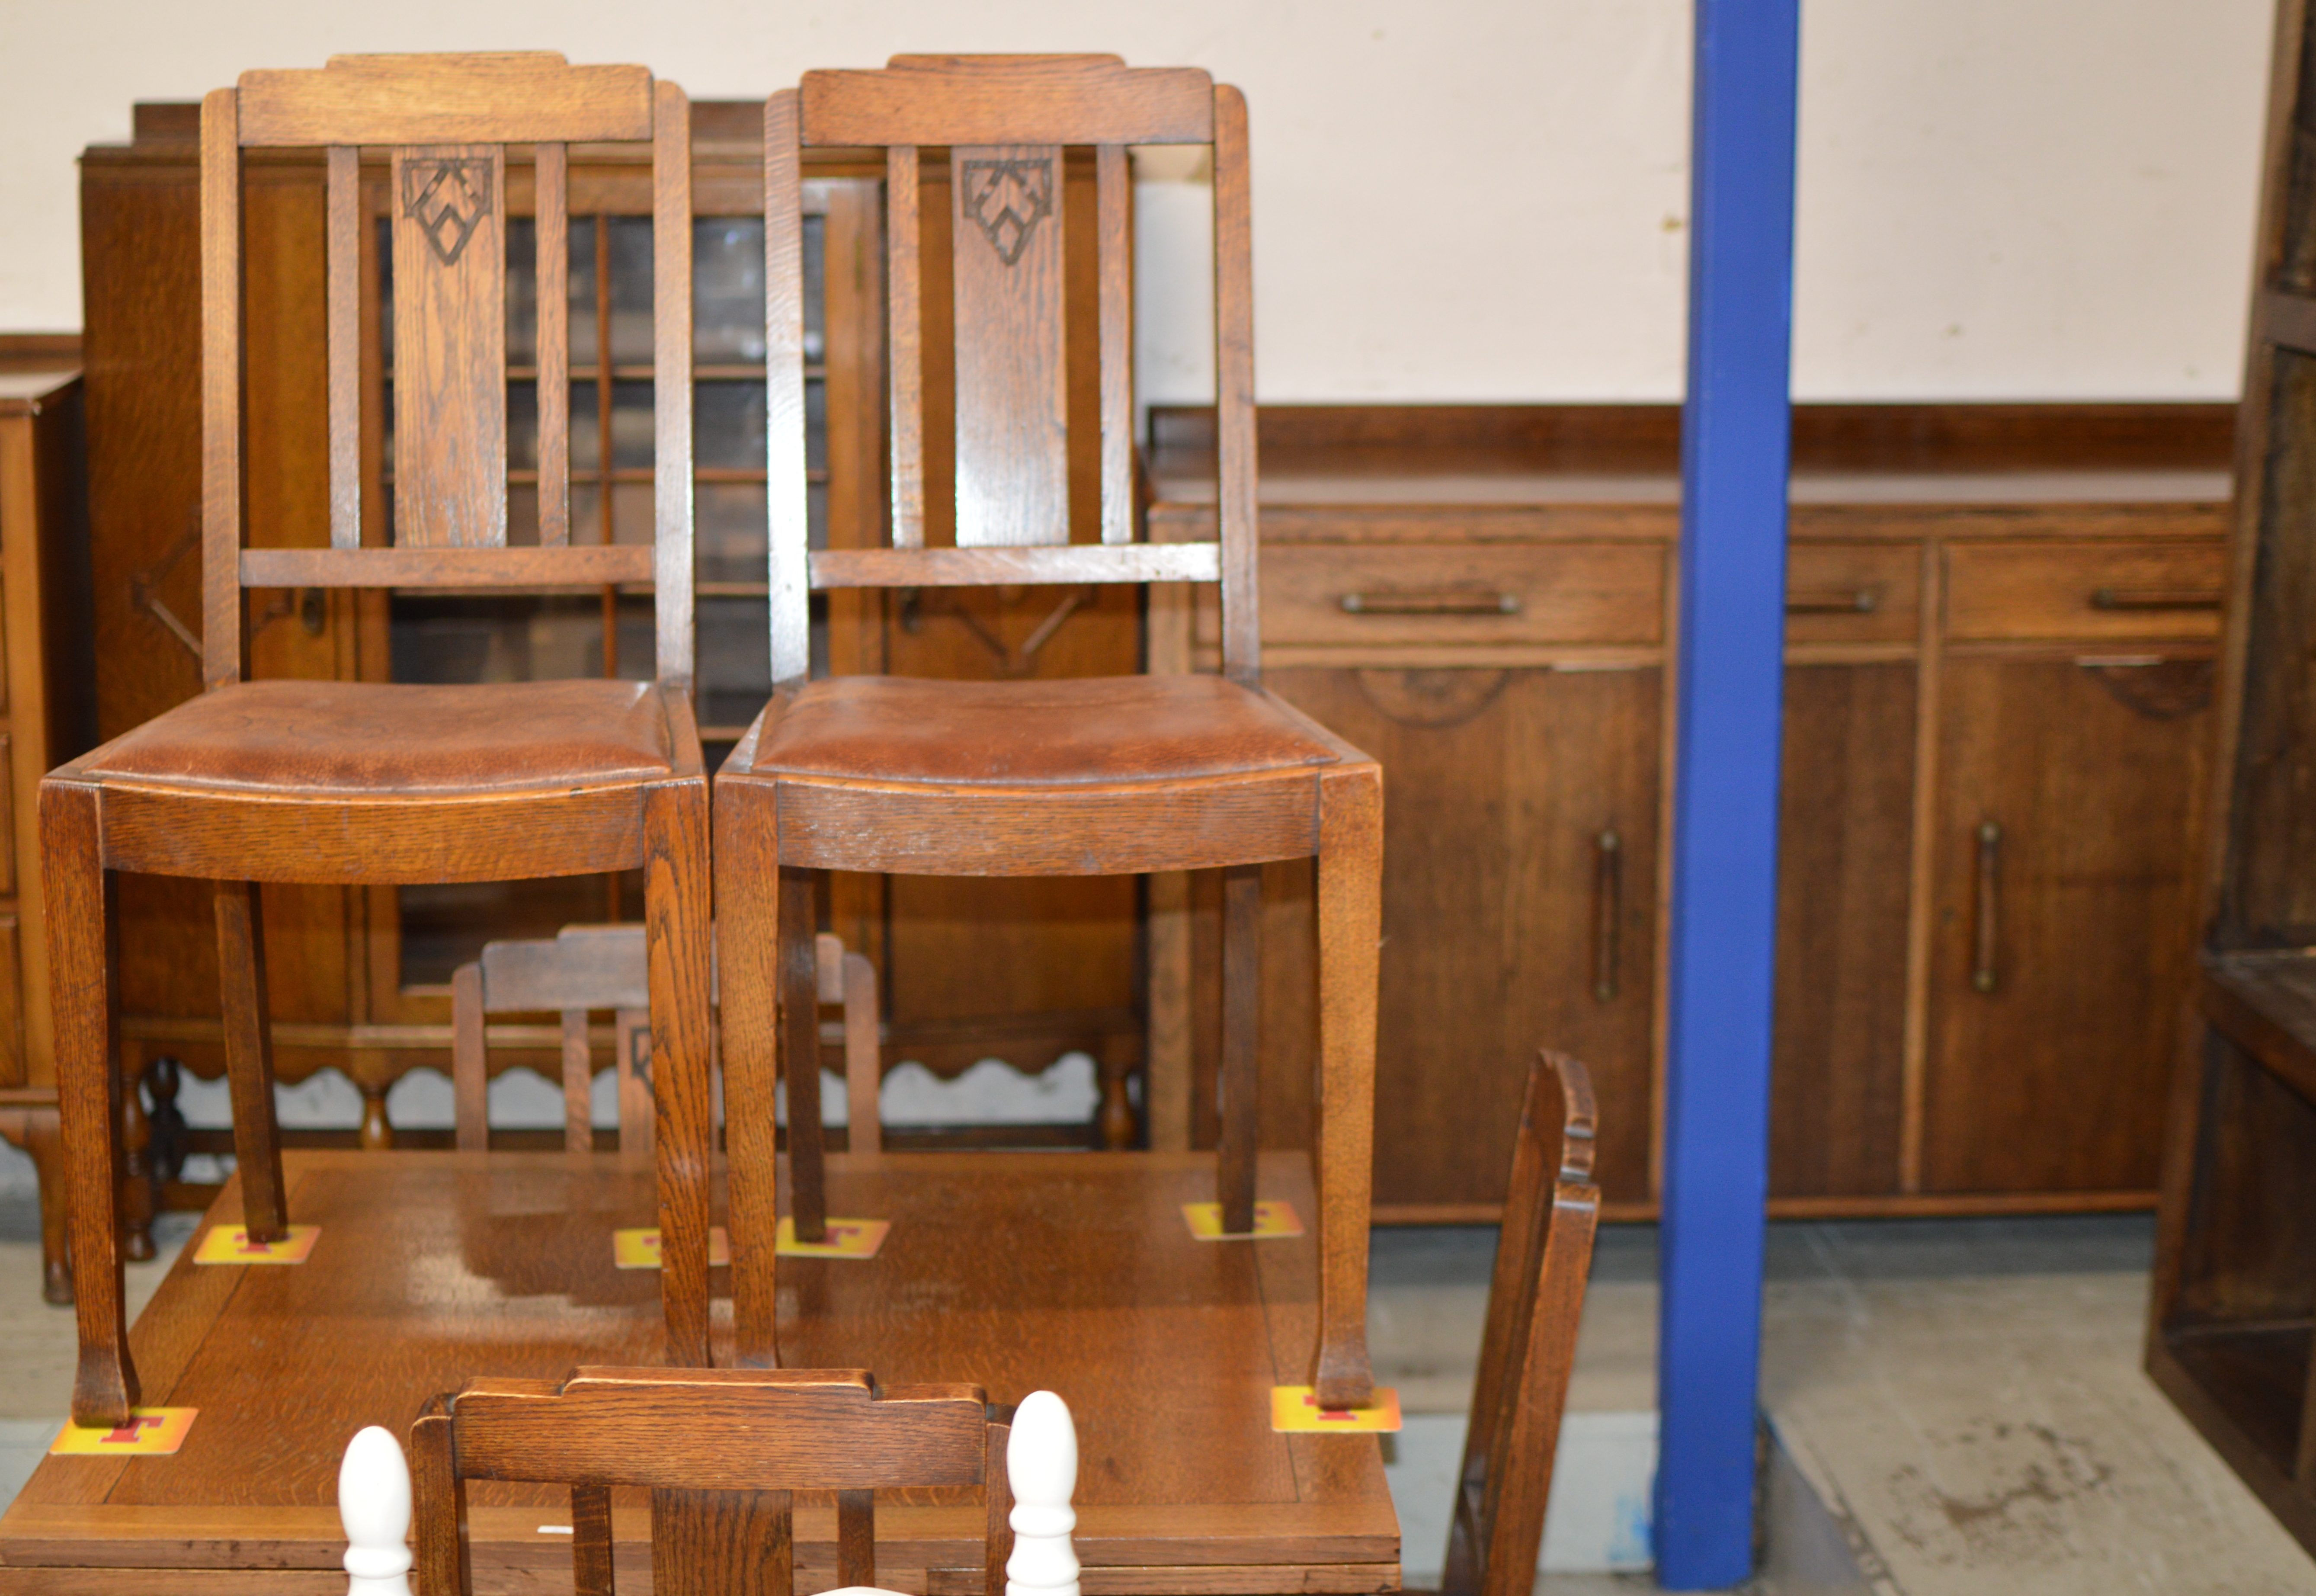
[1006, 1391, 1079, 1596]
[339, 1425, 414, 1596]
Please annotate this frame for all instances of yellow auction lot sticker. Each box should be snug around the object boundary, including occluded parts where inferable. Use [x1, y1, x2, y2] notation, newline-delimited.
[613, 1220, 890, 1267]
[1269, 1387, 1403, 1434]
[50, 1409, 198, 1456]
[192, 1224, 320, 1265]
[1181, 1200, 1304, 1240]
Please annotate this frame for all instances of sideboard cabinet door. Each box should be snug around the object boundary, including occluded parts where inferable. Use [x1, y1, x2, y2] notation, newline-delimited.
[1924, 655, 2212, 1193]
[1262, 663, 1661, 1211]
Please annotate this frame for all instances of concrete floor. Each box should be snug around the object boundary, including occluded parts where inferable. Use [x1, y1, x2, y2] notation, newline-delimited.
[1, 1184, 2309, 1593]
[1369, 1215, 2316, 1594]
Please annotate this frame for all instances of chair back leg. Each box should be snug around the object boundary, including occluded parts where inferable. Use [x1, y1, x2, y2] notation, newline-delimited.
[215, 880, 288, 1241]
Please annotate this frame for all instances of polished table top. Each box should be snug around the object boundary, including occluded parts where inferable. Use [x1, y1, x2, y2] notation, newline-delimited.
[0, 1148, 1397, 1593]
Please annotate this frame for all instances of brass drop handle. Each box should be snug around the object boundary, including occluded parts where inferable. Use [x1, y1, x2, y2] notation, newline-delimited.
[1786, 587, 1880, 615]
[1972, 820, 2001, 994]
[2090, 586, 2223, 612]
[1592, 829, 1622, 1002]
[1339, 590, 1522, 616]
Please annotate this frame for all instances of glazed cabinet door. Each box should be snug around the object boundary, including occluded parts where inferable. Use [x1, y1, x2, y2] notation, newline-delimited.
[1923, 655, 2213, 1193]
[1261, 664, 1661, 1211]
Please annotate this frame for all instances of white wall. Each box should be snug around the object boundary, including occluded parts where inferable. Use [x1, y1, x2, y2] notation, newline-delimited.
[0, 0, 2277, 402]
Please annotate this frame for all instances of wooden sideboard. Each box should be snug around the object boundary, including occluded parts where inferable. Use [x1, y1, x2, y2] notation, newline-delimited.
[1146, 404, 2230, 1221]
[0, 356, 98, 1300]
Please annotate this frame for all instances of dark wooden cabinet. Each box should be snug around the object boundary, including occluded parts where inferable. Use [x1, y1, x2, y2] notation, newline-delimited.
[1149, 404, 2230, 1220]
[2149, 0, 2316, 1553]
[1769, 660, 1914, 1200]
[1925, 656, 2210, 1195]
[0, 357, 99, 1301]
[1262, 664, 1661, 1210]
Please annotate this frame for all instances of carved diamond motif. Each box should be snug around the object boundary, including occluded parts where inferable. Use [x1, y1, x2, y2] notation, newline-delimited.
[401, 158, 494, 267]
[960, 158, 1054, 267]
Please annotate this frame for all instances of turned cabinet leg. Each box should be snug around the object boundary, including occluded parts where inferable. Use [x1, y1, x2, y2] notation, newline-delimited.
[1095, 1039, 1138, 1151]
[781, 865, 827, 1244]
[0, 1107, 72, 1305]
[144, 1056, 187, 1195]
[358, 1083, 393, 1151]
[44, 780, 138, 1426]
[1217, 862, 1263, 1232]
[215, 881, 288, 1243]
[716, 780, 783, 1367]
[644, 780, 714, 1368]
[1311, 766, 1381, 1410]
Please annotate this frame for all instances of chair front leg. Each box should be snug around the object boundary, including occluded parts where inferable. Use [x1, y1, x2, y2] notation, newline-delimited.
[644, 780, 714, 1368]
[215, 881, 288, 1243]
[715, 778, 784, 1367]
[1312, 765, 1381, 1409]
[1217, 862, 1263, 1234]
[43, 780, 137, 1426]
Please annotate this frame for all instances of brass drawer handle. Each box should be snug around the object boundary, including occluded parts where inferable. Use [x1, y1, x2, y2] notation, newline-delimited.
[1339, 590, 1522, 616]
[1972, 820, 2001, 994]
[1786, 586, 1880, 615]
[1592, 829, 1622, 1002]
[2089, 586, 2223, 612]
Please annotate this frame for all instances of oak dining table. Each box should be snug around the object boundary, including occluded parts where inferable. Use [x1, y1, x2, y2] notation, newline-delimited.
[0, 1147, 1398, 1594]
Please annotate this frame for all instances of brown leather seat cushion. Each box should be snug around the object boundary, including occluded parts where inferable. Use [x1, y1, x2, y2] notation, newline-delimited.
[86, 679, 674, 794]
[752, 674, 1337, 785]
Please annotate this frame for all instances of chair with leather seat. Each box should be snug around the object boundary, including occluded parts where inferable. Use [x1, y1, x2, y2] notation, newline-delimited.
[717, 54, 1384, 1406]
[42, 51, 713, 1429]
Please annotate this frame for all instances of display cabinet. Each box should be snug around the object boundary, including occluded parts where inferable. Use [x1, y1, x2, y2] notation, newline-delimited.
[2149, 0, 2316, 1554]
[0, 356, 97, 1302]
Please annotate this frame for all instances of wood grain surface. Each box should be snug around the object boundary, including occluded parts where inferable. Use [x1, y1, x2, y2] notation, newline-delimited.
[0, 1149, 1396, 1592]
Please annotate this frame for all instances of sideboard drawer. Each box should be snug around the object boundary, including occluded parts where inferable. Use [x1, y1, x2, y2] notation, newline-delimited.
[1946, 540, 2227, 642]
[1211, 541, 1666, 650]
[1787, 542, 1919, 646]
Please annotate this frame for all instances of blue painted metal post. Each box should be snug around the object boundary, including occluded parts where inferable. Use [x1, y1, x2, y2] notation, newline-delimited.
[1653, 0, 1800, 1587]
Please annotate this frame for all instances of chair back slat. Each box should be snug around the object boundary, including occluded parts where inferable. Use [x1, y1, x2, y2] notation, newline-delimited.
[650, 81, 695, 686]
[535, 140, 571, 546]
[766, 90, 814, 686]
[952, 141, 1068, 548]
[451, 1369, 988, 1490]
[390, 142, 508, 550]
[325, 146, 362, 550]
[886, 144, 928, 549]
[768, 55, 1255, 686]
[201, 87, 243, 691]
[801, 54, 1214, 145]
[199, 53, 692, 687]
[1095, 144, 1134, 547]
[1213, 87, 1261, 683]
[236, 53, 653, 146]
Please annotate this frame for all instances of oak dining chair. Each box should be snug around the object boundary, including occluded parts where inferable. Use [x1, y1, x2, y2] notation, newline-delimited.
[717, 53, 1384, 1408]
[378, 1368, 1069, 1596]
[41, 52, 713, 1429]
[451, 925, 884, 1160]
[1438, 1051, 1600, 1596]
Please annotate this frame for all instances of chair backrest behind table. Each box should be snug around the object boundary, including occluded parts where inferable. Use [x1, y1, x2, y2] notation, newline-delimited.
[765, 54, 1260, 690]
[452, 926, 882, 1159]
[1440, 1051, 1600, 1596]
[334, 1369, 1080, 1596]
[204, 51, 695, 686]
